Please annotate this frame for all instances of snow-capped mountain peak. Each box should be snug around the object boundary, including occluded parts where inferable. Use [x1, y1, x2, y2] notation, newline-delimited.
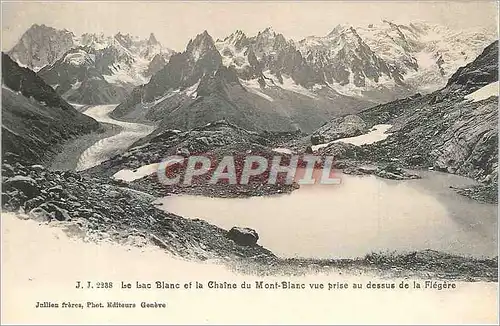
[186, 31, 219, 62]
[9, 25, 174, 85]
[8, 23, 76, 71]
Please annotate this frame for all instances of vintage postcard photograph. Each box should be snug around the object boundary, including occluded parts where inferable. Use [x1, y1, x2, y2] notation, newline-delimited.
[1, 0, 499, 324]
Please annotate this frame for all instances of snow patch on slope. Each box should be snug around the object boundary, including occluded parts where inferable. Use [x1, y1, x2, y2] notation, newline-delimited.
[312, 124, 393, 151]
[241, 79, 274, 102]
[113, 163, 160, 182]
[464, 81, 499, 102]
[63, 50, 94, 66]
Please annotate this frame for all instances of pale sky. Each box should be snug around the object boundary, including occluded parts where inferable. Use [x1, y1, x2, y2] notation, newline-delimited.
[2, 1, 499, 51]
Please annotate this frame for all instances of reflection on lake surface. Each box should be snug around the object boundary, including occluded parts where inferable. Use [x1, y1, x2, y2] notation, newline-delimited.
[154, 171, 497, 259]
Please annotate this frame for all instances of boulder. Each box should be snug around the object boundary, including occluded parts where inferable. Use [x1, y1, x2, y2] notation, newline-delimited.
[227, 227, 259, 246]
[3, 176, 40, 198]
[310, 135, 325, 146]
[24, 196, 46, 211]
[29, 207, 52, 222]
[39, 203, 70, 221]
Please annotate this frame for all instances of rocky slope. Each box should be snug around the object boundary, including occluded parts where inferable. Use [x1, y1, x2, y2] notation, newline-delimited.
[1, 161, 274, 261]
[8, 24, 174, 104]
[1, 53, 100, 164]
[37, 46, 131, 104]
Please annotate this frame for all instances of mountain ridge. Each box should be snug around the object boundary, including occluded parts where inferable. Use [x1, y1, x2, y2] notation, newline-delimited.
[1, 52, 100, 164]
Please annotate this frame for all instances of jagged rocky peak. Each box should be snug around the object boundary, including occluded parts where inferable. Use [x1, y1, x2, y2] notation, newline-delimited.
[114, 32, 134, 48]
[327, 24, 352, 37]
[28, 23, 74, 37]
[189, 30, 215, 46]
[251, 27, 292, 59]
[273, 33, 289, 48]
[220, 29, 248, 49]
[148, 32, 159, 45]
[186, 31, 219, 60]
[80, 32, 109, 48]
[8, 23, 75, 70]
[329, 25, 366, 48]
[255, 27, 281, 45]
[259, 27, 276, 37]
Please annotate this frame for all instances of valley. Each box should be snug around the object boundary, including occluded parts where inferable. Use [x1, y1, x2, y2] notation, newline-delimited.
[75, 105, 155, 171]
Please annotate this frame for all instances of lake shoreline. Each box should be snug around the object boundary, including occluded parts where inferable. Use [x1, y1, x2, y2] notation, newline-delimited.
[3, 212, 498, 282]
[1, 161, 497, 281]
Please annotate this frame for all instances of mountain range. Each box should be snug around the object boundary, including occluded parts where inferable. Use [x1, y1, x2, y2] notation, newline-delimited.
[8, 24, 174, 105]
[6, 21, 497, 132]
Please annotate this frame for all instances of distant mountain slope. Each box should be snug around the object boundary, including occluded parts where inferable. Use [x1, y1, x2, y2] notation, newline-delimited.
[298, 22, 495, 99]
[1, 53, 100, 164]
[8, 21, 494, 125]
[316, 40, 498, 184]
[37, 46, 130, 104]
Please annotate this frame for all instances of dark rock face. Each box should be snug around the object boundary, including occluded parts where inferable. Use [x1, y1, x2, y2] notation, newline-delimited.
[227, 227, 259, 246]
[145, 53, 169, 77]
[3, 52, 75, 109]
[3, 176, 40, 198]
[39, 202, 71, 221]
[1, 53, 100, 164]
[311, 115, 367, 144]
[446, 41, 498, 89]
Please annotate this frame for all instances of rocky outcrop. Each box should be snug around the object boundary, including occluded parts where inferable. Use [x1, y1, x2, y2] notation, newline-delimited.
[227, 227, 259, 246]
[311, 115, 367, 144]
[84, 120, 299, 198]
